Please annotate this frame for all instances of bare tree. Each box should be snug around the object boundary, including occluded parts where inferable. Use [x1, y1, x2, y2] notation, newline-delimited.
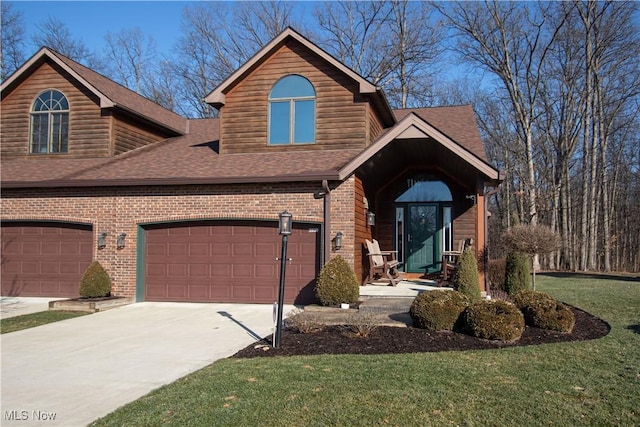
[31, 16, 102, 70]
[436, 1, 569, 232]
[175, 1, 301, 117]
[1, 2, 26, 80]
[104, 28, 157, 94]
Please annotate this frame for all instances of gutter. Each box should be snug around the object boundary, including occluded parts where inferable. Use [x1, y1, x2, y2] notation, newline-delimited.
[1, 172, 341, 189]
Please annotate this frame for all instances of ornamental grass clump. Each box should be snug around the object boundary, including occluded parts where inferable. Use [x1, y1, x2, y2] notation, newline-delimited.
[315, 255, 359, 306]
[513, 290, 575, 333]
[462, 300, 525, 341]
[504, 252, 531, 295]
[409, 290, 469, 331]
[453, 247, 482, 303]
[79, 261, 112, 298]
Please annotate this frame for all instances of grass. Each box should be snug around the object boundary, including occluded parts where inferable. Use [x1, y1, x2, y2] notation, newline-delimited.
[91, 273, 639, 427]
[0, 310, 89, 334]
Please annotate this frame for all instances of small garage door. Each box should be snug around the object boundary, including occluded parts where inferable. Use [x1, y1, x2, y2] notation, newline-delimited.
[1, 222, 93, 297]
[144, 221, 320, 304]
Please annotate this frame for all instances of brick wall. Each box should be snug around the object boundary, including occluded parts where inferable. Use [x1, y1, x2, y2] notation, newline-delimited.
[1, 180, 357, 298]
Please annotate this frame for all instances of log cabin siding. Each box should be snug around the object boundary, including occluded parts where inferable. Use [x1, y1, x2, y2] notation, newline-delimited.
[367, 105, 385, 146]
[112, 112, 173, 155]
[220, 40, 368, 154]
[1, 61, 111, 158]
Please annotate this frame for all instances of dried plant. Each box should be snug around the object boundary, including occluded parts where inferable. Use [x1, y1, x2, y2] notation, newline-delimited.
[284, 308, 325, 333]
[346, 311, 381, 337]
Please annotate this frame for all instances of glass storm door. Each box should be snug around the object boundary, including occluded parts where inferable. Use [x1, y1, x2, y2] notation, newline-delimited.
[406, 204, 438, 273]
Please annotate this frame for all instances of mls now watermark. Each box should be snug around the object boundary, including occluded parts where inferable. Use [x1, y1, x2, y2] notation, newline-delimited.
[4, 410, 57, 422]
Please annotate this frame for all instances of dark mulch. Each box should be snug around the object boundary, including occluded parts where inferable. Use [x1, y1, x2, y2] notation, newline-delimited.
[232, 306, 610, 358]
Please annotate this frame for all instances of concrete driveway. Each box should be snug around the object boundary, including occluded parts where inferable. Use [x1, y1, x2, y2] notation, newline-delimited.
[1, 301, 291, 426]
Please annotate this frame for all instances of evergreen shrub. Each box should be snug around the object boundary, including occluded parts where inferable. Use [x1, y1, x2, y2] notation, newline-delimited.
[513, 290, 575, 333]
[315, 255, 359, 306]
[462, 300, 525, 341]
[409, 290, 469, 331]
[453, 247, 481, 303]
[79, 261, 112, 298]
[504, 252, 530, 295]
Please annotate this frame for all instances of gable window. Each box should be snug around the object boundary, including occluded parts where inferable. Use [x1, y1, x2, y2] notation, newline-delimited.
[268, 75, 315, 145]
[30, 89, 69, 154]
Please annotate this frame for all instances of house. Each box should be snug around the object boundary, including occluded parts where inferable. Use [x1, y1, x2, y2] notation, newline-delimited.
[1, 28, 501, 305]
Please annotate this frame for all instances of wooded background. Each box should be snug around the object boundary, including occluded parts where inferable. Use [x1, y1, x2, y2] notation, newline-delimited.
[3, 1, 638, 272]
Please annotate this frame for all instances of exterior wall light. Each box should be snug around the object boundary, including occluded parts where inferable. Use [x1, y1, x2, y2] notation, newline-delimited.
[367, 210, 376, 226]
[97, 232, 107, 249]
[333, 231, 343, 251]
[117, 232, 127, 249]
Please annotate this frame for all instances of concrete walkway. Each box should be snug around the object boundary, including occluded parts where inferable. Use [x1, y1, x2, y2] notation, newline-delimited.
[0, 297, 59, 319]
[1, 302, 291, 427]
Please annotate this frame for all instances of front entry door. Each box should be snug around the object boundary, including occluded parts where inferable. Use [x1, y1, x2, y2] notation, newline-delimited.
[407, 204, 438, 273]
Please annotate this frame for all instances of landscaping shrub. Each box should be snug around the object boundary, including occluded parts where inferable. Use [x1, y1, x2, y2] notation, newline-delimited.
[462, 300, 525, 341]
[487, 258, 507, 292]
[315, 255, 359, 306]
[79, 261, 112, 298]
[284, 309, 325, 333]
[512, 290, 554, 310]
[453, 248, 481, 303]
[347, 311, 380, 337]
[504, 252, 530, 295]
[409, 290, 469, 331]
[512, 290, 575, 333]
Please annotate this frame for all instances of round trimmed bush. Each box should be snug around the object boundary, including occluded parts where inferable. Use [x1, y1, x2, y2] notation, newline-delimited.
[409, 290, 469, 331]
[512, 290, 554, 310]
[79, 261, 112, 298]
[462, 300, 525, 341]
[513, 290, 575, 333]
[315, 255, 359, 306]
[504, 252, 530, 295]
[453, 247, 481, 303]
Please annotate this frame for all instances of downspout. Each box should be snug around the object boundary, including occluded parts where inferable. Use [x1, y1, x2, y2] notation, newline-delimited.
[483, 185, 501, 295]
[322, 180, 331, 266]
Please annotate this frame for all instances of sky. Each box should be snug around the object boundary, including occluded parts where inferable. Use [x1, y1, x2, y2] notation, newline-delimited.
[10, 1, 322, 61]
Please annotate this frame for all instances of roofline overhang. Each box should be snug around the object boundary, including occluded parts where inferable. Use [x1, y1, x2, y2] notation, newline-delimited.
[1, 47, 115, 108]
[2, 48, 188, 136]
[204, 27, 395, 126]
[1, 172, 341, 189]
[338, 112, 501, 181]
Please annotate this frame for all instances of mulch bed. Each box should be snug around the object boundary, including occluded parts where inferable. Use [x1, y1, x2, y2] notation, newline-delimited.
[232, 306, 610, 358]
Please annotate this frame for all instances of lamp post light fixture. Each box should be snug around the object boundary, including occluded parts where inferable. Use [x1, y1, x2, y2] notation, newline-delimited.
[274, 210, 292, 348]
[117, 232, 127, 249]
[97, 232, 107, 249]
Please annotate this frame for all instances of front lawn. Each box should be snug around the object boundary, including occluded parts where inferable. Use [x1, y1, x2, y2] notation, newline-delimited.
[1, 310, 89, 334]
[91, 273, 639, 426]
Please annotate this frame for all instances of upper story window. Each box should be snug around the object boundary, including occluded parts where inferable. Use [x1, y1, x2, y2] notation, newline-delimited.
[268, 75, 315, 145]
[30, 89, 69, 154]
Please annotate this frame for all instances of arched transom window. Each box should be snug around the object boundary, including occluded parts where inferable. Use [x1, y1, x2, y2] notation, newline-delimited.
[268, 75, 315, 145]
[30, 89, 69, 154]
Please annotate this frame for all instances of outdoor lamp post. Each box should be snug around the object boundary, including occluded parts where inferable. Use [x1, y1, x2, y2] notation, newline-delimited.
[274, 210, 292, 348]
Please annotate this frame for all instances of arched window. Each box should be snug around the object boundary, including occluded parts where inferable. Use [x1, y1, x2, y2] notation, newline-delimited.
[268, 75, 315, 145]
[30, 89, 69, 154]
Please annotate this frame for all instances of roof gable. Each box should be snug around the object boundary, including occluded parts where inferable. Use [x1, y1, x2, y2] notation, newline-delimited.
[339, 111, 500, 181]
[1, 47, 187, 135]
[205, 27, 395, 126]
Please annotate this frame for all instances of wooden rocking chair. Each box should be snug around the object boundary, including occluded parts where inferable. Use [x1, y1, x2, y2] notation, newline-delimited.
[365, 239, 402, 286]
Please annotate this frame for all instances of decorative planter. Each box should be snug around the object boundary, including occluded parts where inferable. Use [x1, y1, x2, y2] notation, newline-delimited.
[49, 296, 133, 313]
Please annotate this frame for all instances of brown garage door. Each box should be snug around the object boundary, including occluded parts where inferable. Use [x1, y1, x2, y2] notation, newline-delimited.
[144, 221, 320, 304]
[1, 222, 93, 297]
